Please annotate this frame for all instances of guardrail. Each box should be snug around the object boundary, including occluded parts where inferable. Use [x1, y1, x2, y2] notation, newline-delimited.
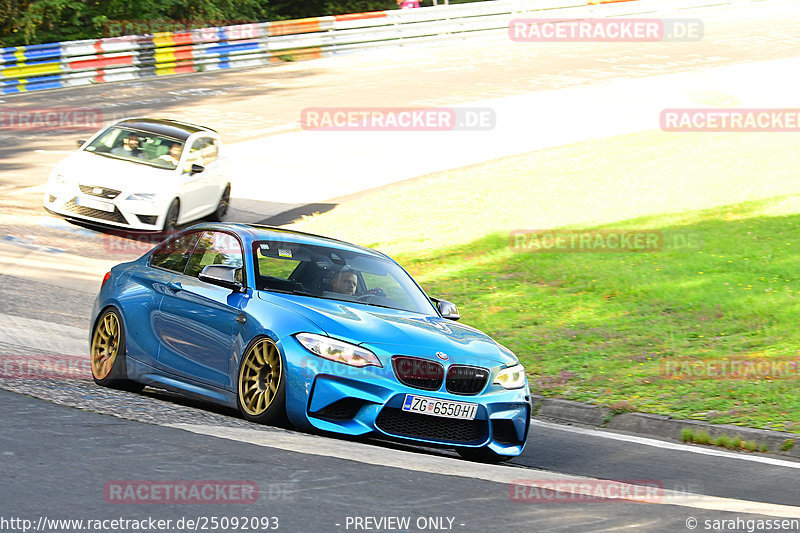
[0, 0, 757, 94]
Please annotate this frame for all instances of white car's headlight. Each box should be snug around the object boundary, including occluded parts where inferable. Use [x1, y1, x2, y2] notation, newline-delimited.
[126, 193, 156, 201]
[295, 332, 382, 368]
[494, 364, 526, 389]
[51, 172, 66, 185]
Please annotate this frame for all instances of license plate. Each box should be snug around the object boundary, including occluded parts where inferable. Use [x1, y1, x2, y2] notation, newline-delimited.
[401, 394, 478, 420]
[76, 196, 114, 212]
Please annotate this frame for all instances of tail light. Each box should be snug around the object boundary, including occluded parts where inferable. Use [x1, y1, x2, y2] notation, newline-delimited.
[101, 271, 111, 288]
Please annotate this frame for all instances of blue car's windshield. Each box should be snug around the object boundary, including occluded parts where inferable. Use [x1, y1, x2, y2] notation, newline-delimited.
[253, 240, 437, 315]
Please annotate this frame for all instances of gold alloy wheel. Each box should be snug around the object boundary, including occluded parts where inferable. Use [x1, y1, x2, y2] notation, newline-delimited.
[238, 339, 282, 416]
[91, 312, 120, 380]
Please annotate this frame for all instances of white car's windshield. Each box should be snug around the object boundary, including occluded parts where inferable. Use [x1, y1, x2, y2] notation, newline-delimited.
[84, 126, 185, 170]
[254, 241, 437, 315]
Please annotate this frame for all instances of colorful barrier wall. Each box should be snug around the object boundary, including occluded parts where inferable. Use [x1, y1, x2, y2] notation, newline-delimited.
[0, 0, 756, 94]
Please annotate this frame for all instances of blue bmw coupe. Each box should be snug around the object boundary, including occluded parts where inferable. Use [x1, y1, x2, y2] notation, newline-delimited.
[90, 223, 530, 461]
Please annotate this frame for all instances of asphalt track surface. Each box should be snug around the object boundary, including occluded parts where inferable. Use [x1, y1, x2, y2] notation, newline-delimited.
[3, 2, 800, 531]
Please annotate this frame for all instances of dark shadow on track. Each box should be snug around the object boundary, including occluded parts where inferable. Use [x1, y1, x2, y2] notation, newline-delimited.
[255, 202, 337, 226]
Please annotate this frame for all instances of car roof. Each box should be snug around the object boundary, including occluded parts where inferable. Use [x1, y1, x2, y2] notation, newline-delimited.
[112, 118, 217, 141]
[191, 222, 388, 259]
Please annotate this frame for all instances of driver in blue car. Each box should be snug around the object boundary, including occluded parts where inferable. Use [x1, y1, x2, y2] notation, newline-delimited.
[331, 267, 358, 295]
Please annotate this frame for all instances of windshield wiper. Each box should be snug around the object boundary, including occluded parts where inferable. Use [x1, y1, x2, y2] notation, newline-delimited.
[356, 301, 398, 311]
[92, 151, 122, 160]
[90, 151, 171, 169]
[265, 287, 315, 297]
[320, 295, 400, 311]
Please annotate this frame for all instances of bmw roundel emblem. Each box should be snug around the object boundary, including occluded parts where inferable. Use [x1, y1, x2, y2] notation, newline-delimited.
[436, 352, 449, 361]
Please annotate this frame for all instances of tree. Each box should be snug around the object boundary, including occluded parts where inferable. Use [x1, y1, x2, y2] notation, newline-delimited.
[0, 0, 271, 47]
[0, 0, 484, 47]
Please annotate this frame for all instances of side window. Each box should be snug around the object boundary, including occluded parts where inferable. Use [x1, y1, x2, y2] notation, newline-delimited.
[184, 137, 217, 169]
[149, 231, 200, 273]
[200, 138, 218, 165]
[184, 139, 204, 172]
[185, 231, 244, 281]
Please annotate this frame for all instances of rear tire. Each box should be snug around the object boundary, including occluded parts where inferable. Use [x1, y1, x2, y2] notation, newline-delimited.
[210, 185, 230, 222]
[90, 308, 145, 393]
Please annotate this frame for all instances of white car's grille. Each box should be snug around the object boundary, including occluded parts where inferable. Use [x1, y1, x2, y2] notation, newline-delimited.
[79, 184, 121, 199]
[64, 198, 128, 224]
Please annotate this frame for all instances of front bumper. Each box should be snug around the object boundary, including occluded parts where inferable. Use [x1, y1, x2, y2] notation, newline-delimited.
[44, 187, 164, 231]
[283, 338, 530, 457]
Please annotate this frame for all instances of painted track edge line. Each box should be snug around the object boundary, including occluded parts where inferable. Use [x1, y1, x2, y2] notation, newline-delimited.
[169, 422, 800, 518]
[531, 419, 800, 469]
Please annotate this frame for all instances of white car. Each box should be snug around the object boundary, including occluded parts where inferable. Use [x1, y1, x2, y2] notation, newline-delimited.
[44, 117, 231, 232]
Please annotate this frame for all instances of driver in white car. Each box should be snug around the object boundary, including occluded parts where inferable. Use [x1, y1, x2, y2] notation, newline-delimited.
[111, 134, 145, 158]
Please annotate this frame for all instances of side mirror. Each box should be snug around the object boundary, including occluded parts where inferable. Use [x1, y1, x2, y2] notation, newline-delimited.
[190, 164, 205, 174]
[433, 298, 461, 321]
[76, 140, 85, 148]
[199, 265, 242, 291]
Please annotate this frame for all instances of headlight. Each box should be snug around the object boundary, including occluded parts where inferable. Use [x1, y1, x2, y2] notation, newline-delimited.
[126, 193, 156, 201]
[51, 172, 66, 185]
[494, 363, 526, 389]
[295, 332, 382, 368]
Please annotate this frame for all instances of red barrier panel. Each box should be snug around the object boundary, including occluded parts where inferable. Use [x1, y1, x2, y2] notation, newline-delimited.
[334, 12, 388, 22]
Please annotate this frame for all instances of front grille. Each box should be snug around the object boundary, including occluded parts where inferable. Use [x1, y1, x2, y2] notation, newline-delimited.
[63, 198, 127, 224]
[79, 184, 121, 199]
[310, 398, 364, 421]
[392, 356, 444, 391]
[446, 365, 490, 395]
[376, 407, 484, 444]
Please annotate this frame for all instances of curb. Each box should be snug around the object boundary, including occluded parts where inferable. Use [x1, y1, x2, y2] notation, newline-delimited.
[529, 394, 800, 458]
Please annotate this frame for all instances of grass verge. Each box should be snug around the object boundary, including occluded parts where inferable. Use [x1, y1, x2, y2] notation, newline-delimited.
[290, 128, 800, 431]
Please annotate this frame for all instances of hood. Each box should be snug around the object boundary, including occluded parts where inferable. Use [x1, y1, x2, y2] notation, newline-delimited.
[258, 292, 517, 366]
[59, 151, 177, 191]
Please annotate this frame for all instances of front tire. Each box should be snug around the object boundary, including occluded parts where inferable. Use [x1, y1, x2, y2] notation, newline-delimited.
[237, 337, 287, 425]
[90, 308, 144, 392]
[162, 199, 180, 234]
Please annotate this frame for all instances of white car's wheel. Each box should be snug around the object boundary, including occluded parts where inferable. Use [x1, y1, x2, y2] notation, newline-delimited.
[162, 199, 180, 234]
[210, 185, 230, 222]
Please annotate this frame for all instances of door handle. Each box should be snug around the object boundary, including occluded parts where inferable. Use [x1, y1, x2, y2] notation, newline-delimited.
[167, 281, 182, 292]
